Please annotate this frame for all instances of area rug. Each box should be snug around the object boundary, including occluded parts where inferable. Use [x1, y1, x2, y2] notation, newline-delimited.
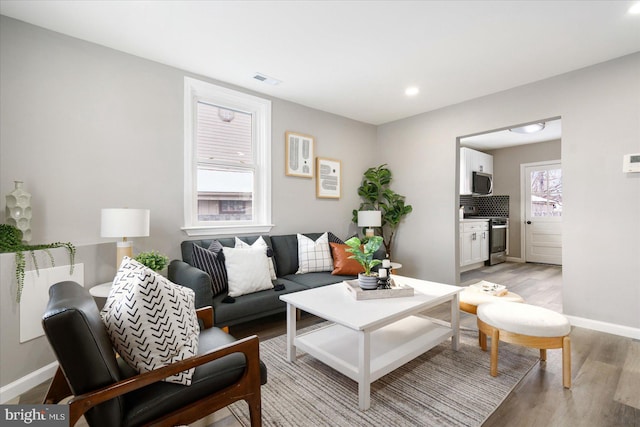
[229, 323, 537, 427]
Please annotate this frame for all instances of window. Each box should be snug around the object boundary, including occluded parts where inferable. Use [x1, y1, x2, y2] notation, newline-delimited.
[529, 168, 562, 217]
[183, 78, 272, 236]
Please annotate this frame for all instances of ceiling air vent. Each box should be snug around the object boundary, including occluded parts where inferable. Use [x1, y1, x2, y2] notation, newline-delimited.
[253, 73, 282, 86]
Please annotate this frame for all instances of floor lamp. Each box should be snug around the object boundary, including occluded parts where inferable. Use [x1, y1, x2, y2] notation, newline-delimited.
[101, 208, 150, 269]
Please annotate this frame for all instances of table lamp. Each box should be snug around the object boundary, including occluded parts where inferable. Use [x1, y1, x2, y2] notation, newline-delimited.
[101, 208, 150, 269]
[357, 210, 381, 237]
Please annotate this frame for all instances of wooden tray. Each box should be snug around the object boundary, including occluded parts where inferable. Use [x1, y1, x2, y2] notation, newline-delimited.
[344, 279, 414, 300]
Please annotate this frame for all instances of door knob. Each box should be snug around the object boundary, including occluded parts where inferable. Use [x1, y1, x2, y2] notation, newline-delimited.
[526, 221, 532, 224]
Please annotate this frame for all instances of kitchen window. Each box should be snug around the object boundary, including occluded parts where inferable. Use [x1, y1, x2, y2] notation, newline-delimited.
[183, 77, 272, 236]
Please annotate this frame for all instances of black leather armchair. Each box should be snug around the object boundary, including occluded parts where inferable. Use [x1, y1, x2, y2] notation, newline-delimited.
[41, 281, 266, 427]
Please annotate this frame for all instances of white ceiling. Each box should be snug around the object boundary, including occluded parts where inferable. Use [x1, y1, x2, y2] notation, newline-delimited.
[1, 1, 639, 126]
[460, 119, 562, 151]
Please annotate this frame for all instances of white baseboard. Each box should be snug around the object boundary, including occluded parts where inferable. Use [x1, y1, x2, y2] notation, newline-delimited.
[565, 315, 640, 340]
[505, 256, 524, 263]
[0, 361, 58, 404]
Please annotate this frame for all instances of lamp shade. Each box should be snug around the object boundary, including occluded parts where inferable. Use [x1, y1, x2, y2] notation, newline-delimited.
[101, 208, 150, 238]
[357, 210, 382, 227]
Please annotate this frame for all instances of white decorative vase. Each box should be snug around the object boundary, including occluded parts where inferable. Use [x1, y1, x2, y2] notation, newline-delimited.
[5, 181, 32, 242]
[358, 273, 379, 290]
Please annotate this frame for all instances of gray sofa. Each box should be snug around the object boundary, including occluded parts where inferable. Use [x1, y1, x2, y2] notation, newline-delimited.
[169, 233, 380, 327]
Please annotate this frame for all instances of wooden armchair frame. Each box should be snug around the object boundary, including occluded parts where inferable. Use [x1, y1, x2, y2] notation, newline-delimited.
[44, 307, 262, 427]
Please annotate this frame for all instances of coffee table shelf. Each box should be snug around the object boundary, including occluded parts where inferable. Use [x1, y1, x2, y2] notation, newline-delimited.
[295, 315, 452, 383]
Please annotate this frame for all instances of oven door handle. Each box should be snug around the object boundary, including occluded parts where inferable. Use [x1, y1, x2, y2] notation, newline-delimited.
[492, 225, 508, 229]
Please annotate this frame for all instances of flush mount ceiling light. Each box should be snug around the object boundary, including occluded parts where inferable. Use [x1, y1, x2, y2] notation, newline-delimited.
[509, 122, 546, 134]
[405, 86, 420, 96]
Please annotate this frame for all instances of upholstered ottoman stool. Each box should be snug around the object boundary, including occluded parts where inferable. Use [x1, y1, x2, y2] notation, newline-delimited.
[459, 288, 524, 315]
[459, 287, 524, 346]
[477, 302, 572, 388]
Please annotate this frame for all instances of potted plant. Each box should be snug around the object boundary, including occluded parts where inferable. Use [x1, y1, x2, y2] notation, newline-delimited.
[344, 236, 383, 290]
[352, 164, 412, 258]
[0, 224, 75, 302]
[134, 250, 169, 272]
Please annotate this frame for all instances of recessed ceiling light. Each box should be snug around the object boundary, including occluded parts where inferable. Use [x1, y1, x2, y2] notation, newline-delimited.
[509, 123, 546, 134]
[405, 87, 419, 96]
[629, 2, 640, 14]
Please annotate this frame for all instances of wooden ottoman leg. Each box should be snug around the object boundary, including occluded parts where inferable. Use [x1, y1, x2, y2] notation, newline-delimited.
[540, 349, 547, 361]
[479, 330, 487, 350]
[562, 336, 571, 389]
[490, 328, 499, 377]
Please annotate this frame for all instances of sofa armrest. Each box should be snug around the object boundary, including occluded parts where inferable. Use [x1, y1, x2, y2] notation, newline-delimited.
[168, 260, 214, 309]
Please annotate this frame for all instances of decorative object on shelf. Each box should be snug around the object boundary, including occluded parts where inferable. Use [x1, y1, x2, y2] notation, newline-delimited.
[352, 164, 413, 258]
[0, 224, 75, 303]
[285, 131, 314, 178]
[377, 268, 390, 289]
[344, 235, 383, 290]
[5, 181, 32, 243]
[357, 210, 381, 238]
[134, 250, 169, 272]
[316, 157, 341, 199]
[343, 279, 413, 300]
[101, 208, 150, 269]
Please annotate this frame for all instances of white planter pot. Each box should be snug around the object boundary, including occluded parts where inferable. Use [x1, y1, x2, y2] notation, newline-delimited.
[358, 273, 379, 290]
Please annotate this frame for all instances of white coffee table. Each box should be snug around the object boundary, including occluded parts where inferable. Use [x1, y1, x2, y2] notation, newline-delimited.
[280, 275, 461, 410]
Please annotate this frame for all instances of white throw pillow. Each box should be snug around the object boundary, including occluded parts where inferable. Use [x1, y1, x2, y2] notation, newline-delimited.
[234, 236, 277, 280]
[224, 247, 274, 297]
[101, 257, 199, 385]
[296, 232, 334, 274]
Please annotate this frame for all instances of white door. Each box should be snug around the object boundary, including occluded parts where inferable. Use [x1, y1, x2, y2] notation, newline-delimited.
[524, 162, 562, 265]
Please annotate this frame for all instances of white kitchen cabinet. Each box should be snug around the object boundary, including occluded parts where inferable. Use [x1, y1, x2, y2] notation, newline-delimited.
[460, 220, 489, 267]
[460, 147, 493, 195]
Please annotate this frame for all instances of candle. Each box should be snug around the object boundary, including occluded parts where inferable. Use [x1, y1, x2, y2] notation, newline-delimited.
[379, 268, 387, 278]
[382, 259, 391, 268]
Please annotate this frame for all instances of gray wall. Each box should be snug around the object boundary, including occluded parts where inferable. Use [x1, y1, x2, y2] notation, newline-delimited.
[487, 139, 562, 258]
[2, 15, 639, 391]
[0, 17, 375, 388]
[377, 53, 640, 330]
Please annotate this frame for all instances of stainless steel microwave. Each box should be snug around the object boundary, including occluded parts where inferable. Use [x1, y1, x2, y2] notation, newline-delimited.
[472, 171, 493, 195]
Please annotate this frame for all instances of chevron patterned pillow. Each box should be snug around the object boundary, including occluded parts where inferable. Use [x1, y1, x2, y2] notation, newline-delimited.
[101, 257, 199, 385]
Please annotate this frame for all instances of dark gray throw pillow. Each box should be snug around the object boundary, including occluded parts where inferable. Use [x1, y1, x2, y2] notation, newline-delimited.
[191, 243, 228, 296]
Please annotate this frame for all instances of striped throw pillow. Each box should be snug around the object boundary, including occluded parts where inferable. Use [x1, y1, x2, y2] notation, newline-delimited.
[191, 243, 228, 296]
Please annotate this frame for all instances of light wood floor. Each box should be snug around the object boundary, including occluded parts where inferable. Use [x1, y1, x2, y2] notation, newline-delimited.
[16, 262, 639, 426]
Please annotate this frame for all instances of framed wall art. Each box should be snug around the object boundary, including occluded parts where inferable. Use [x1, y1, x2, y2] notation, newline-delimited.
[285, 131, 314, 178]
[316, 157, 341, 199]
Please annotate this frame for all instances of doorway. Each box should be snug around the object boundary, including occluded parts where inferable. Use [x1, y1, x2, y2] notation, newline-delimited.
[522, 161, 563, 265]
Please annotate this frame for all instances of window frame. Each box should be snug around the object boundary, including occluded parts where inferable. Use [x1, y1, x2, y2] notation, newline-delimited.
[183, 77, 272, 236]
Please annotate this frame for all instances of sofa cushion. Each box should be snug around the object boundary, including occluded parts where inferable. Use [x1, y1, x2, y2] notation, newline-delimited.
[282, 272, 353, 289]
[224, 247, 274, 297]
[296, 232, 334, 274]
[191, 243, 228, 296]
[101, 257, 200, 385]
[211, 279, 308, 326]
[330, 242, 365, 276]
[270, 233, 323, 277]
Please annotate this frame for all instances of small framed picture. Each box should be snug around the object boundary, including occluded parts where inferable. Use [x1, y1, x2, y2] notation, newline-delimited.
[316, 157, 341, 199]
[285, 131, 314, 178]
